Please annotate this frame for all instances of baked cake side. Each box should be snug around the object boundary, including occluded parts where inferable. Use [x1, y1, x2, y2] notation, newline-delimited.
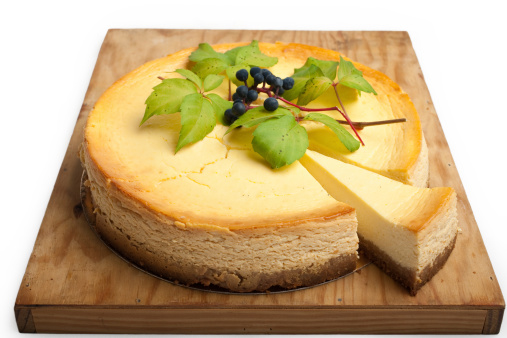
[81, 144, 358, 292]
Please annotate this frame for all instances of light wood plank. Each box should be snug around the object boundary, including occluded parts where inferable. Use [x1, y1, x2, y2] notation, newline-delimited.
[31, 308, 486, 334]
[14, 29, 505, 334]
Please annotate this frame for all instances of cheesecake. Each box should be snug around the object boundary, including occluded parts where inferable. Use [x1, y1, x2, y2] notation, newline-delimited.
[300, 150, 458, 295]
[81, 41, 451, 293]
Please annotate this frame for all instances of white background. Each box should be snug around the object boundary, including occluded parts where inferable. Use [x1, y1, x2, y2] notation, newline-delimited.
[1, 0, 506, 337]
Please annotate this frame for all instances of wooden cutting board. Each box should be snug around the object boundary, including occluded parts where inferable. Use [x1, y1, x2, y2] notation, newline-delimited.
[14, 29, 504, 334]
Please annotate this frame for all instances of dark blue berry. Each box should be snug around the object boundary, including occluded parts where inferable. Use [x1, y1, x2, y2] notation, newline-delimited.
[276, 87, 285, 96]
[261, 69, 272, 78]
[264, 97, 279, 112]
[236, 69, 249, 82]
[232, 101, 246, 116]
[236, 85, 248, 98]
[265, 74, 276, 85]
[232, 93, 240, 101]
[282, 77, 295, 90]
[246, 90, 258, 102]
[253, 73, 264, 84]
[250, 67, 261, 76]
[224, 109, 237, 126]
[274, 77, 283, 88]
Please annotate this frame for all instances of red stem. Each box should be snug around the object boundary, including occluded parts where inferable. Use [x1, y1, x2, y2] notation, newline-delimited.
[257, 87, 273, 97]
[257, 88, 349, 116]
[240, 87, 405, 129]
[332, 83, 364, 145]
[257, 88, 341, 112]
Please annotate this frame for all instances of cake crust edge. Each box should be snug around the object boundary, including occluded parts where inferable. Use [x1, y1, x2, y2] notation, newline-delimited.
[359, 233, 457, 296]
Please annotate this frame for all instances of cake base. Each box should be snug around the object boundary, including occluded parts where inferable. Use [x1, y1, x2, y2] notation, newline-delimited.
[81, 171, 368, 294]
[359, 233, 457, 295]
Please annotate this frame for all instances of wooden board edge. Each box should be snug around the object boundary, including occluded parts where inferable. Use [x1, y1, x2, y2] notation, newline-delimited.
[13, 30, 108, 309]
[28, 307, 491, 334]
[14, 306, 36, 333]
[11, 31, 504, 335]
[483, 308, 505, 334]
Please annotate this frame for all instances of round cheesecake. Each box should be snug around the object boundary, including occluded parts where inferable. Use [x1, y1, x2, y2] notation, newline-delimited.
[81, 42, 430, 292]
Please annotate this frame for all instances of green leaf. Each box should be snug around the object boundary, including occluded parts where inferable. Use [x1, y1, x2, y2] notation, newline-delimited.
[224, 46, 243, 65]
[191, 58, 228, 80]
[337, 56, 362, 81]
[206, 93, 232, 125]
[337, 56, 377, 95]
[225, 106, 291, 134]
[226, 64, 254, 87]
[176, 93, 216, 152]
[174, 69, 202, 89]
[252, 115, 309, 169]
[297, 76, 333, 106]
[285, 106, 301, 117]
[141, 78, 197, 125]
[294, 57, 339, 81]
[189, 43, 232, 65]
[283, 64, 325, 101]
[339, 73, 377, 95]
[235, 40, 278, 67]
[203, 74, 225, 92]
[303, 113, 360, 152]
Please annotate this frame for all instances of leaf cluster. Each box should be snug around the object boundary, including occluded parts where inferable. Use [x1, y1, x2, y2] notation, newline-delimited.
[283, 56, 377, 105]
[139, 42, 374, 169]
[140, 41, 277, 153]
[190, 40, 278, 86]
[226, 106, 359, 168]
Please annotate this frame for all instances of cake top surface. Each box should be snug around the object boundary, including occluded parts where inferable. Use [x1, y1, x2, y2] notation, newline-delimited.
[84, 42, 424, 229]
[302, 150, 455, 233]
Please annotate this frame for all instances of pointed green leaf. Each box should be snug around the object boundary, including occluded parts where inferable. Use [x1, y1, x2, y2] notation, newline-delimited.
[206, 93, 232, 125]
[283, 64, 325, 102]
[176, 93, 216, 152]
[174, 69, 202, 89]
[297, 76, 333, 106]
[303, 113, 360, 152]
[224, 45, 243, 65]
[339, 73, 377, 95]
[252, 115, 309, 169]
[294, 57, 339, 81]
[337, 56, 377, 95]
[226, 64, 254, 87]
[141, 78, 197, 125]
[234, 40, 278, 67]
[337, 56, 362, 81]
[292, 63, 326, 78]
[225, 106, 291, 134]
[189, 43, 232, 65]
[203, 74, 225, 92]
[192, 58, 228, 80]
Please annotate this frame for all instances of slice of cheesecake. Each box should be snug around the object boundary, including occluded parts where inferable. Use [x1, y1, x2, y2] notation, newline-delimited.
[300, 150, 458, 295]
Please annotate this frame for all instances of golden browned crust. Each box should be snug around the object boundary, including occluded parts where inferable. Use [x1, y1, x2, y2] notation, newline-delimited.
[359, 233, 457, 296]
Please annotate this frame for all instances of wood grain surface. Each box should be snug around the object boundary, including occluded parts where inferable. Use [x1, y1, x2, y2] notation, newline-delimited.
[14, 29, 505, 334]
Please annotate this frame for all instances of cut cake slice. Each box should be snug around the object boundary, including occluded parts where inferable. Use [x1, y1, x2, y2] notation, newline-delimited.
[300, 150, 458, 295]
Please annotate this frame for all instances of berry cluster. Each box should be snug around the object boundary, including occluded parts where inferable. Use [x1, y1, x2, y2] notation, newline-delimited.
[223, 67, 295, 125]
